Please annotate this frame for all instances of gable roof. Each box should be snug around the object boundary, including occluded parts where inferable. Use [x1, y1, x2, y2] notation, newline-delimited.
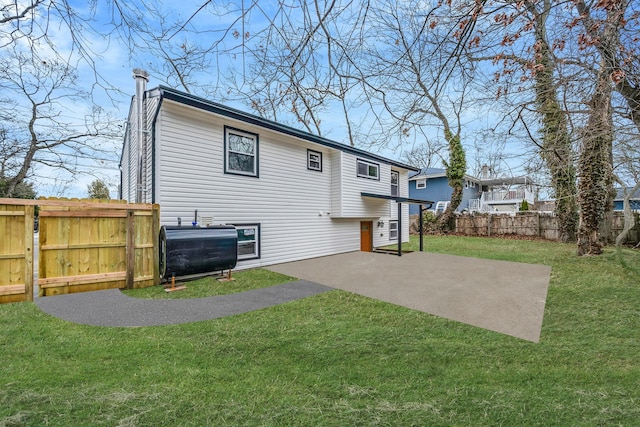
[152, 86, 418, 172]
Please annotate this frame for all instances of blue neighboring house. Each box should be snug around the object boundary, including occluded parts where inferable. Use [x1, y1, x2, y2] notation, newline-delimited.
[408, 168, 479, 215]
[614, 187, 640, 211]
[408, 167, 536, 215]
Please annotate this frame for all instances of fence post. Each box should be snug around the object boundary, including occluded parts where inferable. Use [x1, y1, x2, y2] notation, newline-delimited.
[487, 214, 492, 237]
[126, 209, 135, 290]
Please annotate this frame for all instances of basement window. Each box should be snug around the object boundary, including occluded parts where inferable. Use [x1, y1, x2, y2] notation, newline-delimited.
[234, 224, 261, 261]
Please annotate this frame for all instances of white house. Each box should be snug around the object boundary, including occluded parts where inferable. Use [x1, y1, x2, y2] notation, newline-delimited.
[120, 70, 429, 269]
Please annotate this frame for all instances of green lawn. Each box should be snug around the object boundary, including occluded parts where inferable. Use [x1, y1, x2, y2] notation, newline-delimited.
[2, 236, 639, 426]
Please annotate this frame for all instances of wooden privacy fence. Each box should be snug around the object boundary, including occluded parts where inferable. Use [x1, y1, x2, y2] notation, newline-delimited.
[0, 198, 160, 304]
[0, 202, 34, 303]
[454, 211, 639, 243]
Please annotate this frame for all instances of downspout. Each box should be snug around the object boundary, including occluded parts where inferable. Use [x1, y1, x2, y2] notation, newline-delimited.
[133, 68, 149, 203]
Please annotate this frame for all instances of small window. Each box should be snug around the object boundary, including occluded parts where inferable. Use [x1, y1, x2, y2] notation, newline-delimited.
[307, 149, 322, 172]
[225, 127, 258, 177]
[465, 180, 469, 189]
[391, 171, 399, 197]
[234, 224, 261, 260]
[357, 159, 379, 180]
[389, 220, 398, 240]
[416, 179, 426, 189]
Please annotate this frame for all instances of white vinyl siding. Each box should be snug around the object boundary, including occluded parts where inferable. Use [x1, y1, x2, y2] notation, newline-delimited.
[121, 99, 137, 202]
[155, 101, 358, 268]
[148, 99, 412, 268]
[335, 153, 389, 218]
[121, 94, 158, 203]
[331, 151, 343, 217]
[142, 95, 158, 203]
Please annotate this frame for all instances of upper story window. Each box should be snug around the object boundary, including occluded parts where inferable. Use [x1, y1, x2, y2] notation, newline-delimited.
[307, 149, 322, 172]
[225, 126, 258, 177]
[391, 170, 399, 196]
[416, 179, 426, 189]
[357, 159, 379, 180]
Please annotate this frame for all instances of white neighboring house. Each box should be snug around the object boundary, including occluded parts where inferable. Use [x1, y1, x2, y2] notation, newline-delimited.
[120, 70, 427, 269]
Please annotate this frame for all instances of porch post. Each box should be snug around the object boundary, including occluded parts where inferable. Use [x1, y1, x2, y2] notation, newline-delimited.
[419, 204, 424, 252]
[397, 202, 402, 257]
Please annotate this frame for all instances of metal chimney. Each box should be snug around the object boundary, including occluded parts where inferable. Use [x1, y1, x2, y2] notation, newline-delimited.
[133, 68, 149, 203]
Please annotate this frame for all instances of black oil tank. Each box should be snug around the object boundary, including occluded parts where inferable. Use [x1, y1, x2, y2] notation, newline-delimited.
[159, 225, 238, 279]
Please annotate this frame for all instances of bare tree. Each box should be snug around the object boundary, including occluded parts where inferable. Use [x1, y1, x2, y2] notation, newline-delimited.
[572, 0, 628, 255]
[356, 0, 480, 228]
[0, 47, 119, 197]
[574, 0, 640, 132]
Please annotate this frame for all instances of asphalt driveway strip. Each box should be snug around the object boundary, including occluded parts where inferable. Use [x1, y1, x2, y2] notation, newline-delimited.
[267, 251, 552, 343]
[35, 280, 332, 327]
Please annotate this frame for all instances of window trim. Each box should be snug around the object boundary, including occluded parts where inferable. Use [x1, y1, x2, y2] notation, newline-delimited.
[391, 170, 399, 197]
[356, 158, 380, 180]
[232, 223, 261, 261]
[307, 149, 323, 172]
[416, 179, 426, 189]
[389, 220, 398, 240]
[224, 126, 259, 177]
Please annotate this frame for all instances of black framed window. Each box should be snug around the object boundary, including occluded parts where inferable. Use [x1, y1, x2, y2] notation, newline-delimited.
[307, 149, 322, 172]
[391, 170, 399, 196]
[357, 159, 380, 180]
[225, 127, 259, 177]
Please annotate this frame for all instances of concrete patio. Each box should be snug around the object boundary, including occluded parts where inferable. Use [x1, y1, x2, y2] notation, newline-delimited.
[267, 251, 551, 342]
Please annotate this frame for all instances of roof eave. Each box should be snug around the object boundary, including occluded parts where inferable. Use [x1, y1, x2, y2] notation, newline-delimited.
[157, 86, 419, 171]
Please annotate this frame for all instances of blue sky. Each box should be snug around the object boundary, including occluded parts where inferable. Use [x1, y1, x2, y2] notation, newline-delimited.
[3, 0, 533, 199]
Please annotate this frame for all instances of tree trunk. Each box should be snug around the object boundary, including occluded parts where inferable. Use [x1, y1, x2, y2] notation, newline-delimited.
[529, 1, 578, 242]
[577, 68, 614, 256]
[437, 129, 466, 231]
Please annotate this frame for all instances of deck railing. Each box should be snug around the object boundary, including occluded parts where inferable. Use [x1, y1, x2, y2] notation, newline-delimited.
[469, 188, 535, 212]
